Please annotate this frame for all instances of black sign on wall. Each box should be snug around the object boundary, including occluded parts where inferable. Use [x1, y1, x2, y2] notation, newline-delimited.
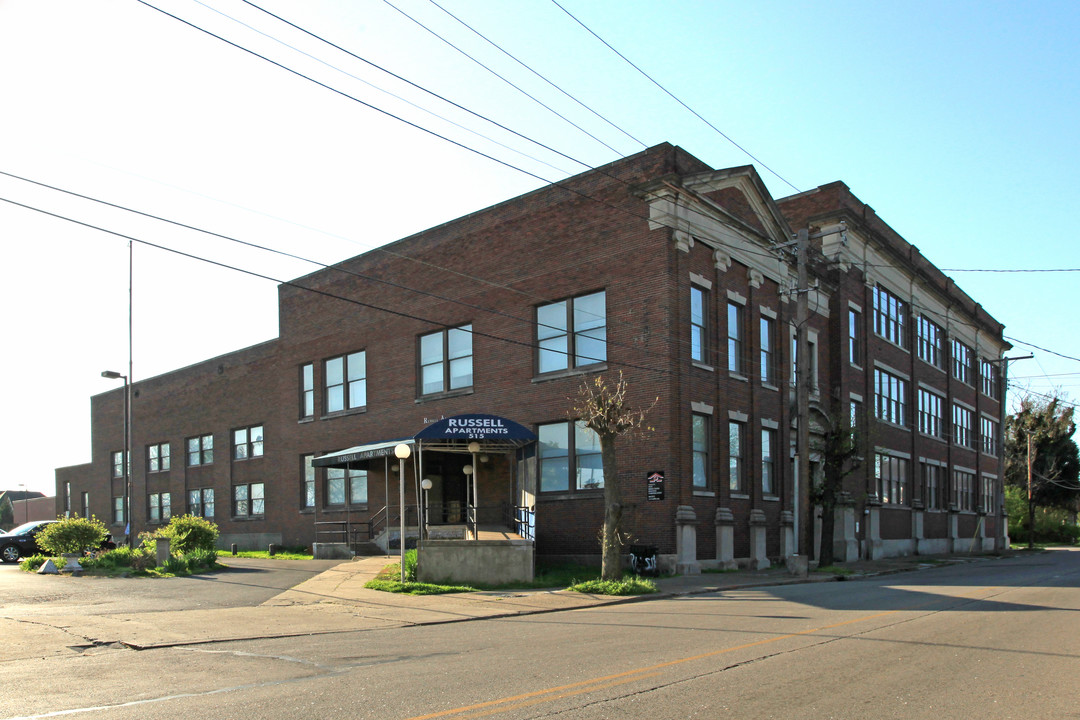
[647, 471, 665, 501]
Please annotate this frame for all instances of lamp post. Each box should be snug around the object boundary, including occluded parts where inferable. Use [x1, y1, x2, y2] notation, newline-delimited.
[420, 478, 433, 540]
[16, 483, 26, 525]
[101, 370, 131, 546]
[394, 443, 411, 582]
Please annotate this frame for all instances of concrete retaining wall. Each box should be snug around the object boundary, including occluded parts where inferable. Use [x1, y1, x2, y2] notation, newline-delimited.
[418, 540, 534, 585]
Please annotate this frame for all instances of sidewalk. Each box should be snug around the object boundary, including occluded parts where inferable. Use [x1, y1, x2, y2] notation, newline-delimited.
[58, 551, 1001, 650]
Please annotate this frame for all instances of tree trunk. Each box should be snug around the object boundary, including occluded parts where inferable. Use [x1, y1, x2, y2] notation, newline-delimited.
[600, 434, 622, 580]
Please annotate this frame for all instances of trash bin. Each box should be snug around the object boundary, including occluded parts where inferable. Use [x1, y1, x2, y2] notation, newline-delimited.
[629, 544, 659, 577]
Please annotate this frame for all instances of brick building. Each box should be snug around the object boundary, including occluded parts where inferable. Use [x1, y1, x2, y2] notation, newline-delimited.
[55, 143, 1009, 573]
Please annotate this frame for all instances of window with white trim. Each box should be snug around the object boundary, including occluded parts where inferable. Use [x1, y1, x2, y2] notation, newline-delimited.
[760, 316, 775, 384]
[761, 428, 776, 495]
[113, 496, 124, 525]
[325, 351, 366, 412]
[420, 325, 473, 395]
[953, 405, 974, 448]
[873, 285, 907, 347]
[875, 453, 908, 505]
[692, 413, 709, 488]
[729, 421, 745, 493]
[147, 442, 170, 473]
[300, 363, 314, 419]
[952, 340, 974, 385]
[327, 467, 368, 506]
[981, 359, 999, 400]
[690, 286, 708, 364]
[233, 425, 264, 460]
[302, 454, 315, 509]
[147, 492, 171, 524]
[917, 388, 944, 438]
[187, 434, 214, 466]
[981, 475, 996, 513]
[916, 315, 944, 369]
[953, 469, 975, 511]
[874, 368, 908, 426]
[921, 462, 943, 510]
[727, 302, 744, 374]
[981, 416, 999, 456]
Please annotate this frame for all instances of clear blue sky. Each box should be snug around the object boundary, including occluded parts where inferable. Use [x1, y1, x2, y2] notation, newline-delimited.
[2, 0, 1078, 495]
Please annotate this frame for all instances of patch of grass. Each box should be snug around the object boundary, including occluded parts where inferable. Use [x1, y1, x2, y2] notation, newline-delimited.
[219, 550, 313, 560]
[363, 560, 475, 594]
[567, 576, 658, 595]
[815, 565, 856, 575]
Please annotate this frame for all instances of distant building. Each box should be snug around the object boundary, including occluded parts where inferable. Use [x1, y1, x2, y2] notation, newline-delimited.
[56, 144, 1008, 572]
[1, 490, 49, 529]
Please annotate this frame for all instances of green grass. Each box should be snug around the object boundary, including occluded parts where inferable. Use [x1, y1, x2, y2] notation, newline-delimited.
[363, 560, 475, 594]
[567, 576, 658, 595]
[219, 549, 313, 560]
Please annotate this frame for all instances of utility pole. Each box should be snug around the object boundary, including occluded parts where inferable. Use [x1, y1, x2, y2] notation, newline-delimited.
[796, 228, 812, 559]
[1027, 433, 1034, 551]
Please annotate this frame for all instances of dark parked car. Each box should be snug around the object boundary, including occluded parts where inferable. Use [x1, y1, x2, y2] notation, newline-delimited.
[0, 520, 115, 563]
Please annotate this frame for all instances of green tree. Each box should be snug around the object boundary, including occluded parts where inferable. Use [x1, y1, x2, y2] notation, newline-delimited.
[36, 516, 109, 555]
[0, 496, 13, 531]
[572, 372, 655, 580]
[1004, 395, 1080, 547]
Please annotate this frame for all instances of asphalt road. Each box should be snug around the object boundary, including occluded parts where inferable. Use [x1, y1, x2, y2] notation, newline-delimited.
[2, 550, 1078, 720]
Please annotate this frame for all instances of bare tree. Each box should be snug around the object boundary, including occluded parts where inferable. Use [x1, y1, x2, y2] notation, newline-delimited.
[572, 372, 656, 580]
[811, 404, 862, 568]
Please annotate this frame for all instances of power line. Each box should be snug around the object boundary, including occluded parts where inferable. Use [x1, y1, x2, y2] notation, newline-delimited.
[1005, 336, 1080, 365]
[550, 0, 800, 194]
[381, 0, 625, 156]
[425, 0, 646, 149]
[942, 267, 1080, 273]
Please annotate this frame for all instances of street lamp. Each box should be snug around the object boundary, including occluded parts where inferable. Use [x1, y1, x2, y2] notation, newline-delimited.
[16, 482, 26, 525]
[420, 478, 433, 540]
[394, 443, 411, 582]
[101, 370, 131, 546]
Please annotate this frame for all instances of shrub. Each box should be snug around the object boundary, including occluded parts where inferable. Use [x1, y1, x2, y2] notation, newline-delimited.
[20, 555, 48, 572]
[36, 516, 108, 555]
[143, 515, 219, 556]
[184, 548, 218, 571]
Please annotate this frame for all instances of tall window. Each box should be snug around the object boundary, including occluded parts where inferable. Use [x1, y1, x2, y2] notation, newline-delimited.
[690, 286, 708, 363]
[327, 467, 368, 506]
[872, 285, 907, 348]
[188, 488, 215, 518]
[420, 325, 473, 395]
[537, 291, 606, 373]
[729, 421, 745, 493]
[302, 455, 315, 509]
[761, 428, 776, 495]
[727, 302, 744, 374]
[953, 405, 974, 448]
[953, 469, 975, 511]
[760, 316, 775, 384]
[233, 425, 264, 460]
[981, 475, 996, 513]
[981, 416, 999, 456]
[952, 340, 974, 384]
[922, 462, 943, 510]
[325, 351, 366, 412]
[917, 389, 944, 438]
[187, 434, 214, 466]
[64, 482, 71, 517]
[300, 363, 314, 418]
[147, 442, 170, 473]
[111, 450, 127, 478]
[874, 368, 908, 426]
[147, 492, 171, 523]
[538, 421, 603, 493]
[113, 496, 125, 524]
[916, 316, 944, 369]
[981, 359, 999, 400]
[875, 454, 908, 505]
[234, 482, 265, 517]
[81, 491, 89, 519]
[692, 414, 709, 488]
[848, 308, 862, 366]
